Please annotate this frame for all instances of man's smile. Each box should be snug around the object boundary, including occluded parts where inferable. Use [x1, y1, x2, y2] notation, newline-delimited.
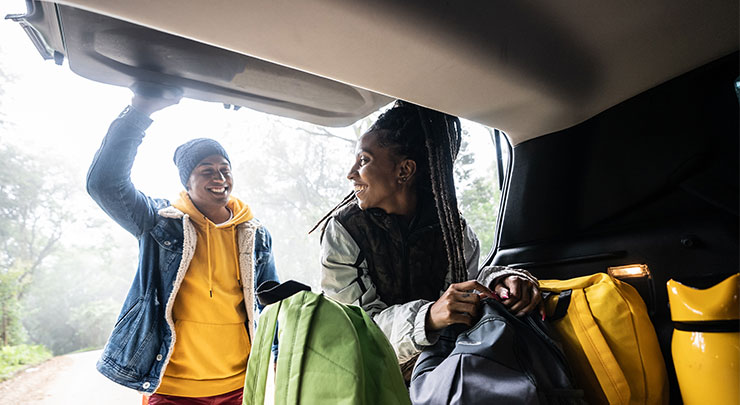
[208, 186, 228, 195]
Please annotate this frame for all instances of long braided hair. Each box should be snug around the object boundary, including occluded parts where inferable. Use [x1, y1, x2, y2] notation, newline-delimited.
[311, 101, 468, 283]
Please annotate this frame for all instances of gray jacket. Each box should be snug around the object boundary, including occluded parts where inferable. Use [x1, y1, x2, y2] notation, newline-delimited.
[320, 217, 537, 364]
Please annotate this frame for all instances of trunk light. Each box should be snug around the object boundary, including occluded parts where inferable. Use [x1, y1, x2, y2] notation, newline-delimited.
[608, 264, 651, 279]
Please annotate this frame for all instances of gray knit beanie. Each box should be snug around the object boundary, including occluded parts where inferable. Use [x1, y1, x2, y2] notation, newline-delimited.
[173, 138, 231, 186]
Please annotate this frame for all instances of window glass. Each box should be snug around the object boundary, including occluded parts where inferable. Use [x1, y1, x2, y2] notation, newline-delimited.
[456, 121, 510, 267]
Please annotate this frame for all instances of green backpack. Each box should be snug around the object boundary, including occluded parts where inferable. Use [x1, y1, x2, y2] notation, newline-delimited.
[243, 281, 410, 405]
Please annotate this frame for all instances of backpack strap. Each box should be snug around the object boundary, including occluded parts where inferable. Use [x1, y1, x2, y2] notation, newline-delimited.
[257, 280, 311, 306]
[244, 288, 321, 405]
[569, 288, 631, 404]
[274, 292, 321, 404]
[550, 289, 572, 321]
[243, 299, 281, 405]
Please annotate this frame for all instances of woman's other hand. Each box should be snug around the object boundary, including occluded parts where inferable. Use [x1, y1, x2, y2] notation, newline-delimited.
[426, 280, 495, 332]
[493, 276, 544, 319]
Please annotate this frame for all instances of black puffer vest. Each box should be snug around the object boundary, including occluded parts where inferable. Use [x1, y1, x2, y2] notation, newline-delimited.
[332, 201, 450, 305]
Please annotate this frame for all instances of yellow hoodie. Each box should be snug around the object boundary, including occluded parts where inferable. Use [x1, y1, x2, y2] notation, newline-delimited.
[157, 191, 254, 397]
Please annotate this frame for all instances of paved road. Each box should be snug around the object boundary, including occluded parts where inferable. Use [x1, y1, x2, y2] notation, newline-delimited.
[0, 349, 141, 405]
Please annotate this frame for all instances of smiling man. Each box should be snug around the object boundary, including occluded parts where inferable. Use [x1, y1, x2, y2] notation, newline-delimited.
[86, 88, 279, 404]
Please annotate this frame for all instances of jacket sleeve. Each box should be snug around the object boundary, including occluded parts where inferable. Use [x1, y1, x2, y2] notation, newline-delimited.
[86, 106, 161, 238]
[253, 224, 280, 359]
[477, 265, 539, 289]
[320, 218, 435, 364]
[253, 224, 280, 313]
[461, 220, 538, 288]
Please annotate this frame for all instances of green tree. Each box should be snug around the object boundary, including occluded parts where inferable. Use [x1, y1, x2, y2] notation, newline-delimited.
[225, 117, 361, 289]
[456, 128, 503, 266]
[18, 209, 139, 355]
[0, 143, 74, 345]
[455, 132, 475, 184]
[459, 173, 501, 265]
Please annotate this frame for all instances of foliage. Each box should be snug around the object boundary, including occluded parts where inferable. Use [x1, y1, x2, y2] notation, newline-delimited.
[228, 117, 363, 289]
[0, 139, 132, 354]
[459, 173, 501, 265]
[0, 143, 74, 345]
[69, 299, 121, 350]
[0, 286, 25, 346]
[21, 222, 136, 355]
[455, 131, 501, 266]
[454, 133, 475, 183]
[0, 344, 51, 381]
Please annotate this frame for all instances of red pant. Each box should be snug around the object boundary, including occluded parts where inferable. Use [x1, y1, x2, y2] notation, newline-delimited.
[145, 388, 243, 405]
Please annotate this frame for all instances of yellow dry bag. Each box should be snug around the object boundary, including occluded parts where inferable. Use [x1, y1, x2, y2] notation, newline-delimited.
[541, 273, 668, 405]
[667, 273, 739, 405]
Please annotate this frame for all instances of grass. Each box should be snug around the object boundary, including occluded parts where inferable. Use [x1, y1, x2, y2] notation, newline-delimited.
[0, 344, 52, 381]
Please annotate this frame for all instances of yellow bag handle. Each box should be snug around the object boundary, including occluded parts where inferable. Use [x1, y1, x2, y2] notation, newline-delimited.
[570, 288, 631, 404]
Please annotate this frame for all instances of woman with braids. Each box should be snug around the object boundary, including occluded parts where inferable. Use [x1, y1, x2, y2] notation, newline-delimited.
[315, 101, 543, 378]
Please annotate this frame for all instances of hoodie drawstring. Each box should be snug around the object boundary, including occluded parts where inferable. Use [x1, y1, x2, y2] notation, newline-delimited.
[206, 218, 213, 298]
[173, 193, 249, 300]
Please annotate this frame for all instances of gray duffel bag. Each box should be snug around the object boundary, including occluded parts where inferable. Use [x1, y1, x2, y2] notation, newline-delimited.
[410, 298, 585, 405]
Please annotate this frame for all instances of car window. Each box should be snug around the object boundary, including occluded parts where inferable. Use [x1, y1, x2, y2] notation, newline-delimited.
[455, 121, 510, 267]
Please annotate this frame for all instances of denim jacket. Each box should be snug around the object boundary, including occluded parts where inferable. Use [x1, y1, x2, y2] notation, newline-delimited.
[86, 106, 279, 394]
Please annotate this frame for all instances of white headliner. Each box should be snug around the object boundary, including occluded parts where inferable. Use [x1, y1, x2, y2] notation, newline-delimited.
[53, 0, 738, 145]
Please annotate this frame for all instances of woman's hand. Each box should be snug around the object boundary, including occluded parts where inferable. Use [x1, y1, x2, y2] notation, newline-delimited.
[426, 280, 495, 332]
[493, 275, 544, 319]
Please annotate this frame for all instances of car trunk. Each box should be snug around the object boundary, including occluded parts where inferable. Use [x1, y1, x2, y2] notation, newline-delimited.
[492, 53, 739, 402]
